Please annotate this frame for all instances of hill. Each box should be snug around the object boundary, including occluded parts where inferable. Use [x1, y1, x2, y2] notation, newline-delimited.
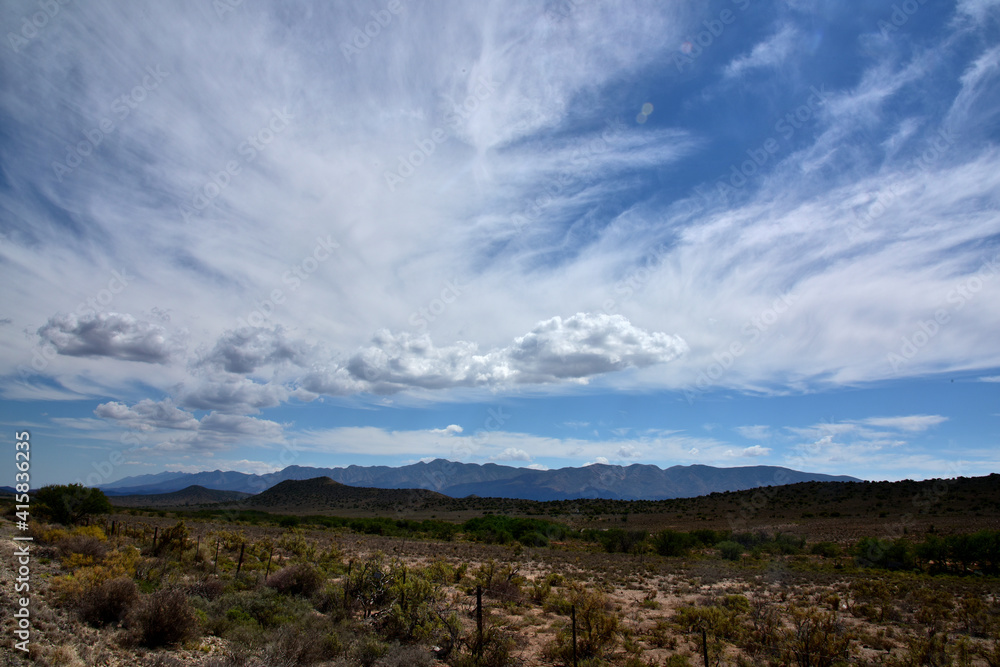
[233, 476, 449, 514]
[101, 460, 858, 501]
[109, 485, 252, 508]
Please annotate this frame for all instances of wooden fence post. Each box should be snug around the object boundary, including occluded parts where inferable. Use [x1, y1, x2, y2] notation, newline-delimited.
[475, 585, 483, 659]
[702, 627, 709, 667]
[235, 542, 245, 577]
[572, 605, 578, 667]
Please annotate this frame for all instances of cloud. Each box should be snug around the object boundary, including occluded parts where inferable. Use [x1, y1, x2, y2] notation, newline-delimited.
[957, 0, 1000, 22]
[735, 425, 771, 440]
[431, 424, 463, 435]
[178, 377, 289, 414]
[586, 457, 610, 466]
[95, 397, 284, 451]
[859, 415, 948, 432]
[95, 398, 199, 431]
[724, 25, 800, 79]
[200, 327, 310, 373]
[616, 444, 643, 459]
[726, 445, 772, 457]
[490, 447, 532, 462]
[37, 313, 177, 363]
[979, 375, 1000, 383]
[303, 312, 686, 395]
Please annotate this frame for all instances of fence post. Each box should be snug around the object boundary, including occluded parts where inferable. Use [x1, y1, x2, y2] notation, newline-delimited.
[702, 627, 709, 667]
[572, 605, 578, 667]
[475, 585, 483, 658]
[236, 542, 245, 577]
[213, 540, 220, 574]
[265, 550, 273, 580]
[152, 526, 158, 549]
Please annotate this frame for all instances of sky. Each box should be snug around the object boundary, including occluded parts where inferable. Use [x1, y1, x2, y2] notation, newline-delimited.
[1, 0, 999, 488]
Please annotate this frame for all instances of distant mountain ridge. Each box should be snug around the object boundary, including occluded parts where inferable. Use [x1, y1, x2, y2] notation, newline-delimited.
[240, 477, 448, 513]
[101, 460, 859, 502]
[109, 485, 251, 508]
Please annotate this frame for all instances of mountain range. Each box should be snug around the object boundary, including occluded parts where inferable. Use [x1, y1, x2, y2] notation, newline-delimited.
[101, 460, 859, 502]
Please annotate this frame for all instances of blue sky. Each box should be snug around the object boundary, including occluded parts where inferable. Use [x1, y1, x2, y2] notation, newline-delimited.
[1, 0, 998, 487]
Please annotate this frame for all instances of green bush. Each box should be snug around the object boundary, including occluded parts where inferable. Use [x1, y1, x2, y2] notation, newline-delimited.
[717, 541, 743, 561]
[544, 585, 619, 661]
[652, 530, 692, 557]
[36, 484, 112, 525]
[810, 541, 842, 558]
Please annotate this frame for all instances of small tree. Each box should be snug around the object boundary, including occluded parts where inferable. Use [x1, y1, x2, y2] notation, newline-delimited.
[36, 484, 112, 525]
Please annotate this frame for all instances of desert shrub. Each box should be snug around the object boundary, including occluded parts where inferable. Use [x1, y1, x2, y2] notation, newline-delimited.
[762, 532, 805, 555]
[470, 559, 525, 605]
[49, 546, 144, 603]
[266, 563, 324, 597]
[344, 553, 397, 618]
[374, 644, 435, 667]
[260, 617, 342, 666]
[848, 578, 898, 623]
[57, 528, 108, 559]
[77, 576, 138, 627]
[674, 603, 744, 643]
[741, 596, 781, 660]
[423, 558, 455, 585]
[187, 578, 226, 601]
[349, 634, 391, 667]
[647, 619, 677, 648]
[779, 606, 851, 667]
[716, 541, 743, 561]
[957, 595, 994, 637]
[211, 587, 311, 633]
[690, 529, 726, 547]
[452, 624, 518, 667]
[153, 521, 189, 556]
[910, 587, 953, 628]
[380, 572, 444, 642]
[810, 542, 842, 558]
[127, 588, 200, 648]
[664, 656, 693, 667]
[652, 529, 693, 557]
[544, 585, 620, 661]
